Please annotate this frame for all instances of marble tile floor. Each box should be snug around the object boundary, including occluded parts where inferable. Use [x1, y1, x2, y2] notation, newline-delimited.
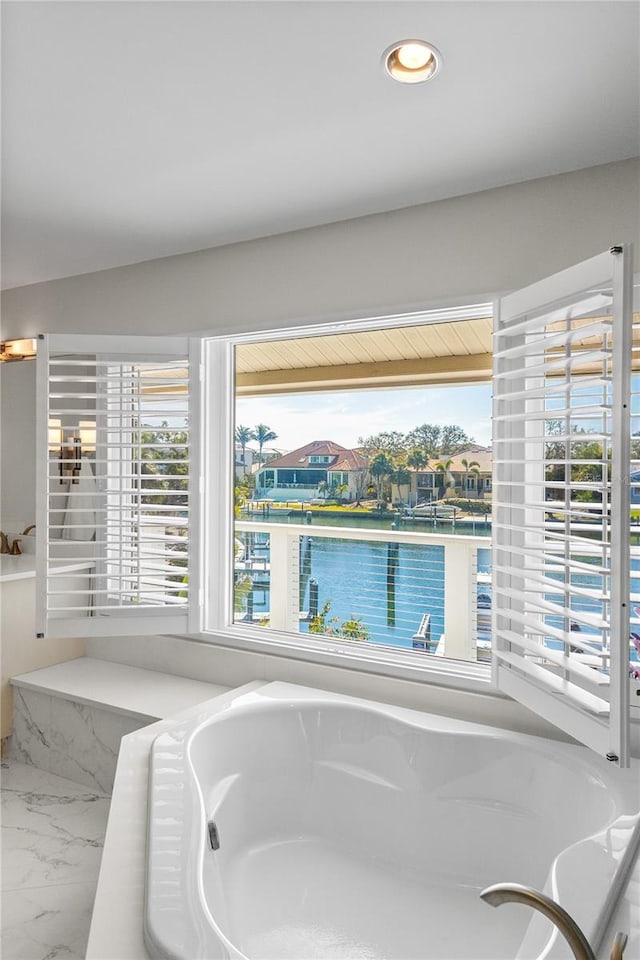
[1, 759, 111, 960]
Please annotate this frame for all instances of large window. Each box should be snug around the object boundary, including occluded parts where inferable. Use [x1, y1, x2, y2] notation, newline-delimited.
[229, 310, 495, 671]
[38, 251, 638, 762]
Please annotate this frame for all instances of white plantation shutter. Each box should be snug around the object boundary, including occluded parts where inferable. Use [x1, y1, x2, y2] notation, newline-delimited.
[492, 246, 633, 765]
[36, 334, 202, 639]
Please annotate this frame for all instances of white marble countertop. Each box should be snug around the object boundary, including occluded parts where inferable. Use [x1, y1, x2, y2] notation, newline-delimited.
[0, 554, 38, 582]
[0, 554, 94, 583]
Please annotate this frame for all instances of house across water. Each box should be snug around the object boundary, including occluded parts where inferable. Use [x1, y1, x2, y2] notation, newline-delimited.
[254, 440, 368, 502]
[253, 438, 494, 505]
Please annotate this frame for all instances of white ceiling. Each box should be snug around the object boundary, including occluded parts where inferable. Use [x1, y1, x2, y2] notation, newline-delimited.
[2, 1, 638, 290]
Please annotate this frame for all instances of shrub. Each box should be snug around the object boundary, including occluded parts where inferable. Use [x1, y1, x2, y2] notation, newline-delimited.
[308, 600, 370, 642]
[442, 497, 492, 515]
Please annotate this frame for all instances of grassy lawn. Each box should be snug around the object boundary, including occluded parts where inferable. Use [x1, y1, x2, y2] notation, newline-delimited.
[249, 500, 388, 514]
[301, 504, 379, 513]
[293, 503, 384, 514]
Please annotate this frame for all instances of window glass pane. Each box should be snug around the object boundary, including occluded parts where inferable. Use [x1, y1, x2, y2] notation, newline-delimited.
[233, 317, 494, 664]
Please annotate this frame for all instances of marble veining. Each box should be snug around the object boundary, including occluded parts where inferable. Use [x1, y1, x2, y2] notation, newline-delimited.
[1, 760, 111, 960]
[10, 688, 52, 772]
[9, 687, 147, 792]
[2, 882, 98, 960]
[48, 697, 144, 793]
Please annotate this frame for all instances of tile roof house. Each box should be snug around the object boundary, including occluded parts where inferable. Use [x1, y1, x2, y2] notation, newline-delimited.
[430, 447, 493, 500]
[392, 447, 493, 505]
[255, 440, 368, 502]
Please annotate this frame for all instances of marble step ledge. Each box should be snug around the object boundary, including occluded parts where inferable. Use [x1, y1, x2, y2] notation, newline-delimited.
[8, 687, 148, 794]
[8, 657, 231, 793]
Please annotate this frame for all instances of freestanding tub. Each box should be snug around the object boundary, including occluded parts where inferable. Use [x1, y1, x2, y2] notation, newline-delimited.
[144, 682, 640, 960]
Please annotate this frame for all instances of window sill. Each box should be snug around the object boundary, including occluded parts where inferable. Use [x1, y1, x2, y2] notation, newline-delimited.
[189, 624, 497, 697]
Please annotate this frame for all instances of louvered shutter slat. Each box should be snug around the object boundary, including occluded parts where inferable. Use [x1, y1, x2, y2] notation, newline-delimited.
[492, 246, 633, 766]
[37, 334, 201, 639]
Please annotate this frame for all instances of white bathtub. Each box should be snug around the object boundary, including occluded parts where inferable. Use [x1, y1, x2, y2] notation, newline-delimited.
[144, 682, 640, 960]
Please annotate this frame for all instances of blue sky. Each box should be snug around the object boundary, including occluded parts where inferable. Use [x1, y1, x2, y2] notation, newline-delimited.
[237, 382, 492, 453]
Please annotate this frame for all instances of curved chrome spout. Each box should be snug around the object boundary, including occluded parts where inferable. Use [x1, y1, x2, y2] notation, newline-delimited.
[480, 883, 595, 960]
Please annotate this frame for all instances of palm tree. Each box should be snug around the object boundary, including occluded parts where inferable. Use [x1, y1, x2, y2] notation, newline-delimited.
[391, 464, 411, 505]
[235, 425, 253, 473]
[370, 452, 394, 504]
[252, 424, 278, 474]
[406, 448, 426, 505]
[335, 482, 349, 505]
[435, 458, 454, 499]
[460, 458, 481, 497]
[406, 448, 426, 470]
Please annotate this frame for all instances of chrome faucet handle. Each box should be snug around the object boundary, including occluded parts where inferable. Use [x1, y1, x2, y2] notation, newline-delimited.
[610, 931, 628, 960]
[480, 883, 596, 960]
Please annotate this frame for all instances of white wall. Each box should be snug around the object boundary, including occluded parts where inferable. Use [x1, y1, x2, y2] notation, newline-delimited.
[2, 158, 639, 740]
[0, 359, 36, 532]
[2, 158, 637, 532]
[2, 159, 638, 341]
[1, 157, 638, 564]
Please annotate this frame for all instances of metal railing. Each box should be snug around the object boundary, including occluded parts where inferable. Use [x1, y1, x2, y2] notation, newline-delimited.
[235, 520, 490, 662]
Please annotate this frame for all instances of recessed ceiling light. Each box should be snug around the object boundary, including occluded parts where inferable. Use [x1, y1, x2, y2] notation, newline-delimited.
[383, 40, 442, 84]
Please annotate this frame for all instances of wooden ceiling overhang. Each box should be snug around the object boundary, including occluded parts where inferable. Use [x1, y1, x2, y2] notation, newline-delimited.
[235, 317, 493, 397]
[139, 313, 640, 397]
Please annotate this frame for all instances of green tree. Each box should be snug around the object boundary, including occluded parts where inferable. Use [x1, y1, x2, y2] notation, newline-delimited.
[405, 423, 474, 458]
[405, 424, 442, 458]
[140, 423, 188, 506]
[351, 465, 370, 506]
[435, 458, 454, 498]
[358, 431, 407, 458]
[235, 425, 253, 471]
[308, 600, 369, 642]
[335, 482, 349, 505]
[406, 448, 427, 503]
[370, 452, 394, 503]
[406, 447, 427, 470]
[252, 423, 278, 473]
[440, 424, 474, 455]
[544, 424, 608, 503]
[140, 421, 189, 583]
[460, 458, 481, 496]
[234, 476, 250, 517]
[391, 462, 412, 503]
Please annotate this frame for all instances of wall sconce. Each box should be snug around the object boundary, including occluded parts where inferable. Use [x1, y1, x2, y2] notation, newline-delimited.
[78, 420, 96, 453]
[0, 338, 37, 362]
[59, 434, 82, 484]
[48, 418, 62, 451]
[56, 421, 95, 483]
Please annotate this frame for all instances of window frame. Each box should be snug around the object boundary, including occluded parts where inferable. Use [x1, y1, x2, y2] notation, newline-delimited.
[196, 301, 498, 693]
